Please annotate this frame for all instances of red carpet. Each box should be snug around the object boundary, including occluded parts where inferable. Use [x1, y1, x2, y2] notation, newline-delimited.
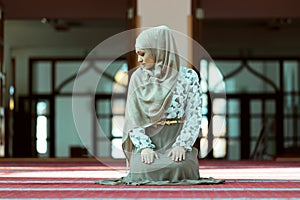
[0, 159, 299, 199]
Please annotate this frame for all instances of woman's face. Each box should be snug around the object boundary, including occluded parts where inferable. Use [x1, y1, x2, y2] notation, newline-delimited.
[136, 49, 155, 70]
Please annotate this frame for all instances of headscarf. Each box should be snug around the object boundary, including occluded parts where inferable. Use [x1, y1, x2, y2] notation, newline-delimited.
[122, 25, 180, 160]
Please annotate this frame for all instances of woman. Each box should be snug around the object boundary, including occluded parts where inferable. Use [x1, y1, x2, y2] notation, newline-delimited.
[97, 25, 224, 185]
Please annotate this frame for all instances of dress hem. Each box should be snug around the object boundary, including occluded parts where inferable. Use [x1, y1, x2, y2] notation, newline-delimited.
[95, 177, 225, 186]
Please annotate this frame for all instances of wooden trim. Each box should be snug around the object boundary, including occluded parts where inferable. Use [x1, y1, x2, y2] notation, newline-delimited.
[191, 0, 203, 72]
[126, 0, 138, 71]
[187, 15, 193, 69]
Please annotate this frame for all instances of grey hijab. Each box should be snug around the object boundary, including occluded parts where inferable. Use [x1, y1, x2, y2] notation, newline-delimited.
[122, 25, 180, 160]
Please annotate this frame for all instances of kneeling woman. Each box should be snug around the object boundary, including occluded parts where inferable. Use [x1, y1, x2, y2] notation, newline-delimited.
[97, 26, 224, 185]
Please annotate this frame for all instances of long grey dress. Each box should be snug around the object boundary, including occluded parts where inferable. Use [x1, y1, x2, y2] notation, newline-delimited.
[96, 124, 224, 185]
[124, 123, 202, 184]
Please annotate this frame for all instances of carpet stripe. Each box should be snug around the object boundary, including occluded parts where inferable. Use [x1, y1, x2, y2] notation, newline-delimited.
[0, 180, 94, 184]
[0, 187, 299, 191]
[0, 180, 299, 184]
[1, 198, 299, 200]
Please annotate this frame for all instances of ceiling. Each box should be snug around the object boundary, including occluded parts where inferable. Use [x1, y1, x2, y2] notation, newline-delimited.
[2, 0, 300, 57]
[0, 0, 127, 20]
[1, 0, 300, 20]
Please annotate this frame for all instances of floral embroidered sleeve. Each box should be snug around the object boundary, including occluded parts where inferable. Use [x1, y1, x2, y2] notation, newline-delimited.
[172, 69, 202, 151]
[129, 128, 156, 152]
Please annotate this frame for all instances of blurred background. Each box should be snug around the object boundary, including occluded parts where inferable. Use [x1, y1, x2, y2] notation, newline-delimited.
[0, 0, 299, 161]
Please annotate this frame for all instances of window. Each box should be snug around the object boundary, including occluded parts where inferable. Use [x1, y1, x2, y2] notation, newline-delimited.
[199, 59, 227, 159]
[111, 63, 128, 158]
[36, 101, 50, 157]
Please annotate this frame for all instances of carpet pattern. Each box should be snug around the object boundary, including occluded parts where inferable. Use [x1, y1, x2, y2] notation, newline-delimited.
[0, 159, 299, 199]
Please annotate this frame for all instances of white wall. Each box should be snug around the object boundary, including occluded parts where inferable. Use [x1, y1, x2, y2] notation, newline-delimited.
[202, 19, 300, 57]
[5, 19, 126, 96]
[137, 0, 192, 66]
[4, 19, 126, 157]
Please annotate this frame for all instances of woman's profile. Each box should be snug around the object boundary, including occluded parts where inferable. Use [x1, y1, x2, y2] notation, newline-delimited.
[97, 25, 224, 185]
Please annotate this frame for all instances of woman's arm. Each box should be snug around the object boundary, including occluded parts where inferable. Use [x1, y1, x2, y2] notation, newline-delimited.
[172, 69, 202, 151]
[129, 127, 155, 151]
[129, 128, 158, 164]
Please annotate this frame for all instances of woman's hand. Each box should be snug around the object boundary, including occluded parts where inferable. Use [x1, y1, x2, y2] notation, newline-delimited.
[141, 148, 158, 164]
[168, 146, 186, 162]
